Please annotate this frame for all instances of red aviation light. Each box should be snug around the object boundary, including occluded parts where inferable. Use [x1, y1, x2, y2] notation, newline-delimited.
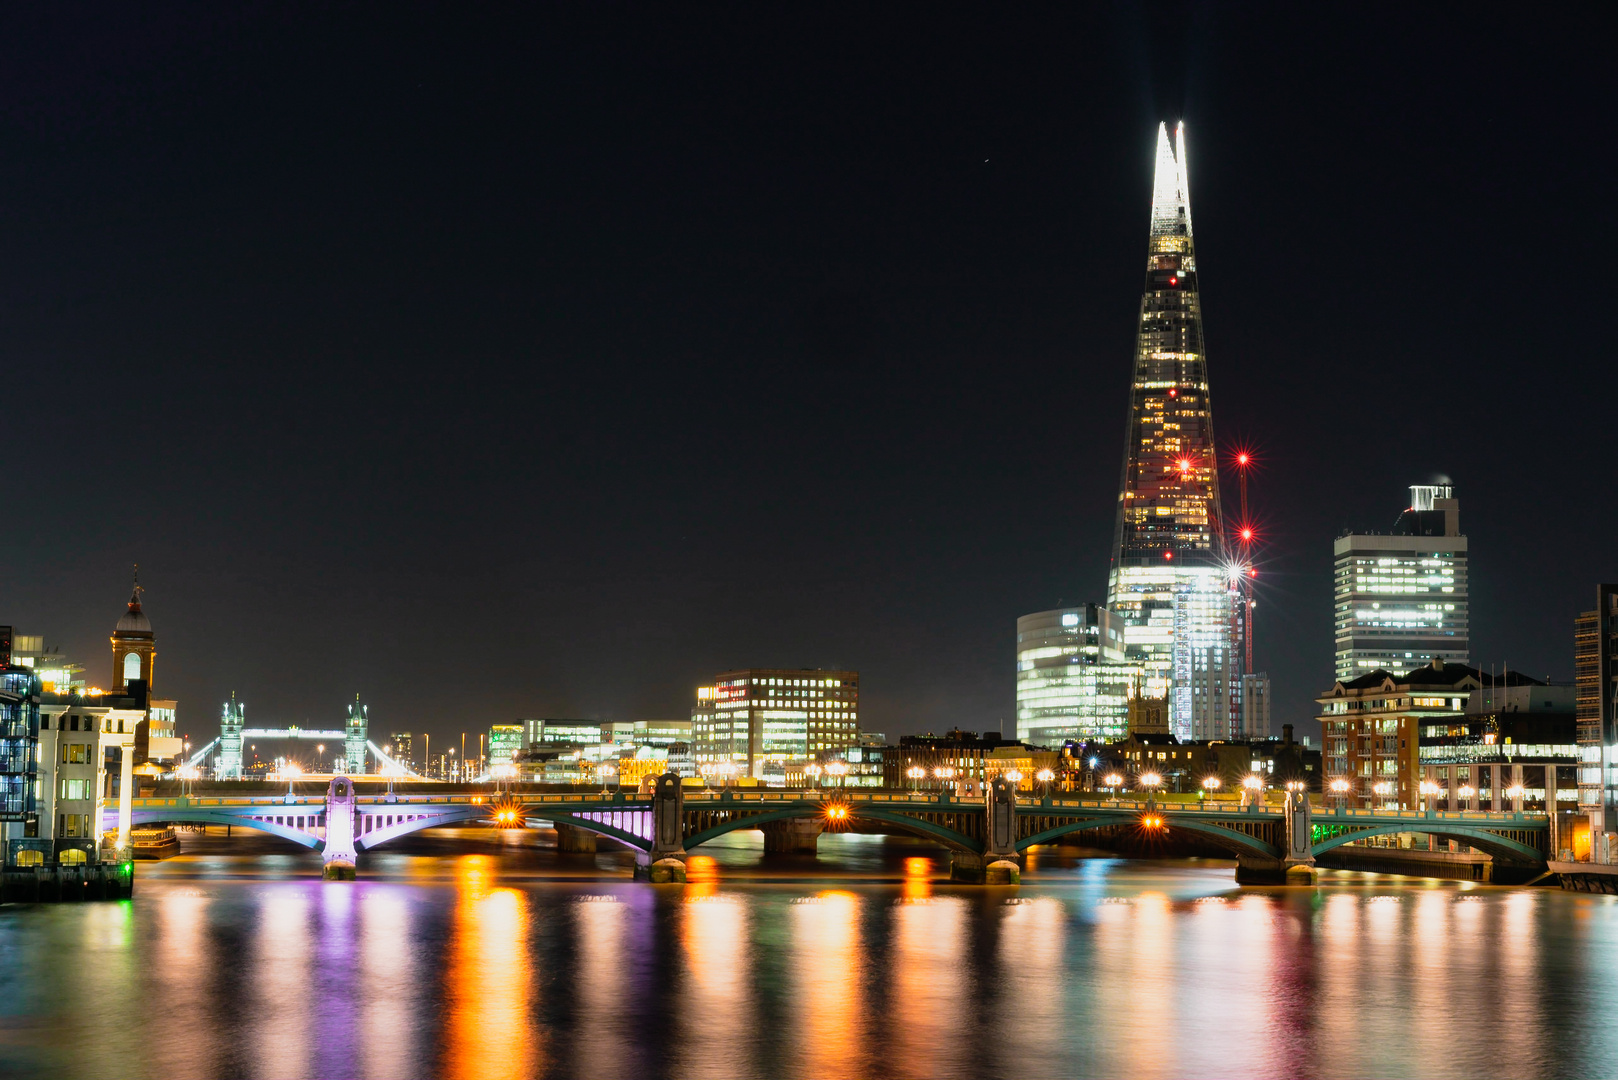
[1176, 457, 1193, 474]
[1236, 452, 1250, 467]
[1168, 388, 1178, 398]
[1239, 527, 1255, 542]
[1163, 551, 1174, 561]
[1169, 276, 1178, 286]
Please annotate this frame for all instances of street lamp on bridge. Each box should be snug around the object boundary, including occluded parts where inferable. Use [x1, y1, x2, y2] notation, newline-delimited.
[826, 760, 848, 790]
[1036, 768, 1055, 800]
[906, 765, 926, 792]
[1102, 772, 1123, 794]
[805, 763, 823, 793]
[1329, 777, 1351, 809]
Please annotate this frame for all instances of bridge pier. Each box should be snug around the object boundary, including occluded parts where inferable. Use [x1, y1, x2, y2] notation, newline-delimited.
[950, 777, 1022, 884]
[1236, 790, 1317, 885]
[321, 777, 358, 880]
[554, 824, 598, 854]
[633, 773, 688, 883]
[761, 818, 824, 854]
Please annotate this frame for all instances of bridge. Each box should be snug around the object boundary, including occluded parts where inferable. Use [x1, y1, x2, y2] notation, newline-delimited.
[111, 774, 1552, 884]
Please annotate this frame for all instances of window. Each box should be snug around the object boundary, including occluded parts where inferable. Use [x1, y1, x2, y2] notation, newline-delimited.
[59, 779, 91, 801]
[60, 848, 88, 865]
[123, 651, 142, 683]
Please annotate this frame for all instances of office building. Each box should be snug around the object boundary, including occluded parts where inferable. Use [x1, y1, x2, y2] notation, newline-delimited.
[487, 724, 523, 767]
[1102, 123, 1245, 741]
[1333, 484, 1469, 682]
[1577, 586, 1618, 854]
[692, 669, 859, 781]
[386, 732, 414, 770]
[1239, 673, 1271, 738]
[1014, 606, 1142, 745]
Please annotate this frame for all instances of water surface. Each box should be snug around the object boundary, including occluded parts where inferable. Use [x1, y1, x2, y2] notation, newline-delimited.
[2, 827, 1615, 1079]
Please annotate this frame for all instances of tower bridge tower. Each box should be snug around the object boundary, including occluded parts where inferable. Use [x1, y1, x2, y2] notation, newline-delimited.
[345, 696, 367, 775]
[218, 694, 245, 780]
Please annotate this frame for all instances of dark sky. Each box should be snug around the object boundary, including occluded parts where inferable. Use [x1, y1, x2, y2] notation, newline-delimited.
[2, 5, 1613, 748]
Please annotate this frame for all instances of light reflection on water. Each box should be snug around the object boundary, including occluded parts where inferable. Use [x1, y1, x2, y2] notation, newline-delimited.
[2, 829, 1618, 1079]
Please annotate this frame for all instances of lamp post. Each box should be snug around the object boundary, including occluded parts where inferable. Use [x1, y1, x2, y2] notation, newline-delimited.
[1506, 783, 1526, 814]
[1103, 772, 1123, 795]
[1419, 779, 1439, 812]
[1372, 780, 1393, 808]
[1329, 777, 1351, 809]
[1457, 784, 1475, 810]
[827, 760, 849, 790]
[1202, 775, 1222, 804]
[1241, 773, 1264, 807]
[806, 763, 823, 793]
[599, 761, 616, 798]
[1003, 769, 1023, 793]
[906, 765, 926, 793]
[934, 766, 956, 793]
[1036, 768, 1056, 801]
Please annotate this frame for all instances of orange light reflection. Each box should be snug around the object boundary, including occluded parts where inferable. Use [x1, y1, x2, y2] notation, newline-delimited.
[443, 855, 539, 1080]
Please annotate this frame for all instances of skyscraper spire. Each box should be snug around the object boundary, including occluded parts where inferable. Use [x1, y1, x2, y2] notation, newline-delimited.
[1150, 121, 1193, 239]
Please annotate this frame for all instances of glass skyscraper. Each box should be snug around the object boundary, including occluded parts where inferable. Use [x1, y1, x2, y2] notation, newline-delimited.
[1014, 606, 1139, 745]
[1105, 122, 1241, 741]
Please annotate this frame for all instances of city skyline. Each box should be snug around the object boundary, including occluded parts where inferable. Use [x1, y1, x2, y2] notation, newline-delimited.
[1, 8, 1612, 745]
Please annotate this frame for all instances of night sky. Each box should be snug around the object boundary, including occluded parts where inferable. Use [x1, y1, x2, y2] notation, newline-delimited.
[3, 6, 1613, 748]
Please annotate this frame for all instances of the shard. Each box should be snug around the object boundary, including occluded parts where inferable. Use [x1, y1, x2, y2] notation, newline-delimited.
[1105, 122, 1241, 740]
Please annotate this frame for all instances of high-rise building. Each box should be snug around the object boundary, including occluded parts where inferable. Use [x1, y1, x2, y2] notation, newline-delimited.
[487, 724, 523, 767]
[387, 732, 414, 770]
[1576, 585, 1618, 854]
[1014, 606, 1139, 745]
[1239, 672, 1271, 738]
[1333, 484, 1469, 682]
[1104, 122, 1242, 741]
[692, 669, 858, 781]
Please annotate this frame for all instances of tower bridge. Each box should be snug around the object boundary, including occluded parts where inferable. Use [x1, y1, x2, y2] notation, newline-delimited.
[208, 694, 409, 778]
[111, 775, 1551, 884]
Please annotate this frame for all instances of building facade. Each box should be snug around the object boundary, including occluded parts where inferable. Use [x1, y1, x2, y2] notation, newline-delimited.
[1333, 485, 1469, 682]
[487, 724, 523, 767]
[1317, 660, 1483, 809]
[1239, 672, 1271, 738]
[1014, 606, 1138, 745]
[1576, 585, 1618, 854]
[692, 669, 859, 780]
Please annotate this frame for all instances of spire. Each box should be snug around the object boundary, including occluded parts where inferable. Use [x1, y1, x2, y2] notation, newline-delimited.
[1149, 121, 1193, 239]
[128, 563, 144, 612]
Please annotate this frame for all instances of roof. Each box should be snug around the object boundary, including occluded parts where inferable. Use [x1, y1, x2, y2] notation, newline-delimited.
[115, 590, 151, 635]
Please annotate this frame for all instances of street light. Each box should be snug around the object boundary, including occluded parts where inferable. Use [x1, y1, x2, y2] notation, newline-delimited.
[1458, 784, 1475, 808]
[1202, 775, 1222, 796]
[1036, 768, 1056, 799]
[1329, 777, 1350, 808]
[1003, 769, 1023, 790]
[906, 765, 926, 792]
[826, 760, 849, 789]
[1138, 771, 1162, 791]
[599, 762, 616, 797]
[806, 763, 823, 792]
[934, 766, 956, 792]
[1103, 772, 1123, 792]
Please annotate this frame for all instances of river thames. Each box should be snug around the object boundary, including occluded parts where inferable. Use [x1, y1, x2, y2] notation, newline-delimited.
[2, 828, 1615, 1080]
